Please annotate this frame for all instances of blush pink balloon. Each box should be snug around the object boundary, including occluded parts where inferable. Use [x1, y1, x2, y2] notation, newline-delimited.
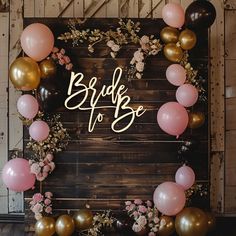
[157, 102, 188, 137]
[153, 182, 186, 216]
[17, 94, 39, 119]
[29, 120, 50, 142]
[2, 158, 35, 192]
[162, 3, 185, 28]
[21, 23, 54, 61]
[166, 64, 186, 86]
[175, 165, 195, 190]
[176, 84, 198, 107]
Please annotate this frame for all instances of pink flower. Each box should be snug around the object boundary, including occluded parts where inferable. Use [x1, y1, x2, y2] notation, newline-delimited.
[35, 212, 42, 220]
[65, 63, 73, 70]
[125, 206, 130, 211]
[32, 193, 43, 203]
[134, 51, 144, 62]
[146, 200, 152, 207]
[39, 161, 44, 167]
[30, 163, 41, 175]
[125, 201, 132, 206]
[148, 232, 156, 236]
[129, 204, 135, 211]
[45, 192, 53, 199]
[134, 199, 143, 205]
[107, 40, 115, 48]
[132, 211, 139, 218]
[57, 52, 63, 59]
[44, 198, 51, 205]
[136, 215, 147, 227]
[52, 47, 59, 53]
[148, 212, 153, 218]
[51, 53, 57, 60]
[48, 162, 55, 171]
[32, 203, 43, 213]
[153, 217, 160, 224]
[63, 56, 71, 64]
[43, 165, 51, 173]
[29, 200, 36, 205]
[136, 62, 144, 72]
[36, 174, 46, 182]
[45, 206, 52, 214]
[140, 35, 149, 44]
[45, 153, 54, 162]
[59, 58, 65, 65]
[60, 48, 65, 54]
[42, 172, 48, 178]
[138, 205, 147, 213]
[132, 223, 142, 232]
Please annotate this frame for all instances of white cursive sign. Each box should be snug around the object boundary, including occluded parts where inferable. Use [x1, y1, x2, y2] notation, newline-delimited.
[64, 67, 146, 133]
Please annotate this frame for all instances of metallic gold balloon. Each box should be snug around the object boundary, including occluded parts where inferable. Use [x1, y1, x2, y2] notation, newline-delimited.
[188, 111, 205, 129]
[35, 217, 55, 236]
[179, 29, 197, 50]
[164, 43, 183, 63]
[160, 27, 180, 44]
[39, 59, 57, 79]
[205, 212, 216, 232]
[9, 57, 41, 91]
[55, 215, 75, 236]
[74, 209, 93, 230]
[175, 207, 208, 236]
[158, 216, 175, 236]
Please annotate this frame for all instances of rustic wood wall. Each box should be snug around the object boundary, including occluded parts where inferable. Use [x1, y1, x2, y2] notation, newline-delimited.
[0, 0, 229, 217]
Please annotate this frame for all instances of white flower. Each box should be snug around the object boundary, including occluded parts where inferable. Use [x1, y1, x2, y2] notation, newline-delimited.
[35, 213, 42, 220]
[136, 215, 147, 227]
[140, 35, 149, 44]
[30, 163, 41, 175]
[107, 40, 115, 47]
[136, 62, 145, 72]
[132, 223, 142, 232]
[110, 52, 116, 58]
[130, 57, 136, 65]
[134, 50, 144, 62]
[136, 72, 142, 79]
[111, 44, 120, 52]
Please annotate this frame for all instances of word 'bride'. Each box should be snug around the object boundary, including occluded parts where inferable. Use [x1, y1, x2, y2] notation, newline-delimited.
[65, 67, 146, 133]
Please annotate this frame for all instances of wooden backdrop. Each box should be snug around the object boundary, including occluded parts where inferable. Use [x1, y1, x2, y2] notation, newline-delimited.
[0, 0, 228, 219]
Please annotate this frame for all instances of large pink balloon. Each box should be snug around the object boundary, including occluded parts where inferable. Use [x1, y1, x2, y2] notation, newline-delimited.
[153, 182, 186, 216]
[175, 165, 195, 190]
[29, 120, 50, 142]
[176, 84, 198, 107]
[2, 158, 35, 192]
[162, 3, 185, 28]
[166, 64, 186, 86]
[17, 94, 39, 119]
[157, 102, 188, 137]
[21, 23, 54, 61]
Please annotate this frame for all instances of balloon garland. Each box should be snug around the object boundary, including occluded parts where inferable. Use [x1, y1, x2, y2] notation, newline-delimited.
[1, 1, 218, 235]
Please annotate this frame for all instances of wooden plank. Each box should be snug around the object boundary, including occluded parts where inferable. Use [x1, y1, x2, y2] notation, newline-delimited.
[23, 0, 34, 17]
[34, 0, 45, 17]
[225, 60, 236, 87]
[74, 0, 84, 17]
[225, 186, 236, 213]
[224, 0, 236, 10]
[44, 0, 72, 17]
[120, 0, 129, 17]
[8, 0, 24, 213]
[0, 12, 9, 214]
[181, 0, 191, 10]
[210, 0, 225, 213]
[106, 0, 119, 17]
[139, 0, 152, 18]
[128, 0, 139, 17]
[84, 0, 107, 18]
[152, 0, 165, 18]
[60, 0, 74, 17]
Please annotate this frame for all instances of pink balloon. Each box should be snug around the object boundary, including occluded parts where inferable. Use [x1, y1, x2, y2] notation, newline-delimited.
[2, 158, 35, 192]
[153, 182, 186, 216]
[162, 3, 185, 28]
[175, 165, 195, 190]
[176, 84, 198, 107]
[157, 102, 188, 137]
[21, 23, 54, 61]
[166, 64, 186, 86]
[29, 120, 50, 142]
[17, 94, 39, 119]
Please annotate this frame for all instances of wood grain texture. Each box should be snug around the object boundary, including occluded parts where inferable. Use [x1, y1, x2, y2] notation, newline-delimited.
[23, 18, 209, 225]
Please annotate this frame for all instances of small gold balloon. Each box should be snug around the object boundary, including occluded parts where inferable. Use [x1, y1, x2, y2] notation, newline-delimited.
[164, 43, 183, 63]
[158, 216, 175, 236]
[55, 215, 75, 236]
[9, 57, 41, 91]
[205, 212, 216, 232]
[188, 112, 205, 129]
[35, 217, 55, 236]
[179, 29, 197, 50]
[175, 207, 208, 236]
[39, 59, 57, 79]
[160, 26, 180, 44]
[74, 209, 93, 230]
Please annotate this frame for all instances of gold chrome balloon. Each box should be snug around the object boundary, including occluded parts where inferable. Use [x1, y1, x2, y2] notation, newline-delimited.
[205, 212, 216, 232]
[160, 26, 180, 44]
[188, 111, 205, 129]
[179, 29, 197, 50]
[39, 59, 57, 79]
[175, 207, 208, 236]
[74, 209, 93, 230]
[9, 57, 40, 91]
[164, 43, 183, 63]
[158, 216, 175, 236]
[35, 217, 55, 236]
[55, 215, 75, 236]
